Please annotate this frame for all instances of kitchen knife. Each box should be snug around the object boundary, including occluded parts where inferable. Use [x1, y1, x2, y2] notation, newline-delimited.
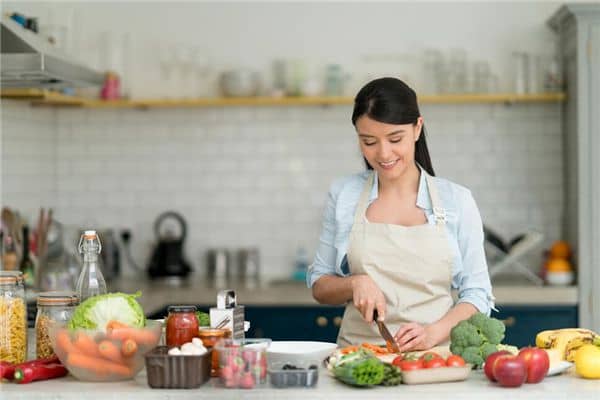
[373, 309, 400, 353]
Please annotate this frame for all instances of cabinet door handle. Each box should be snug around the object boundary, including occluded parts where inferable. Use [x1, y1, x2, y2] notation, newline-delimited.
[333, 316, 342, 327]
[316, 316, 328, 327]
[501, 317, 516, 327]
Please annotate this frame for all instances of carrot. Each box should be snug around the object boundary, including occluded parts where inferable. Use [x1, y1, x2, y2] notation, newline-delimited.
[55, 330, 77, 355]
[121, 339, 138, 358]
[106, 320, 130, 332]
[340, 345, 359, 355]
[98, 340, 125, 364]
[73, 332, 100, 357]
[106, 327, 158, 346]
[66, 352, 132, 377]
[361, 343, 388, 355]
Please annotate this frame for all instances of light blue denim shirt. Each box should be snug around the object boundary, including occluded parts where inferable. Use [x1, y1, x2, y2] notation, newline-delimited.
[307, 168, 495, 315]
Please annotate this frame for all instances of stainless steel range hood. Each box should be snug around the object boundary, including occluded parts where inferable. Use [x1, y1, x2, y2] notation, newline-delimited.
[1, 16, 104, 89]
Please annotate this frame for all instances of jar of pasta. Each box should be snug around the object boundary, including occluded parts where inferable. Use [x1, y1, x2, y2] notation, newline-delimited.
[35, 291, 79, 358]
[0, 271, 27, 363]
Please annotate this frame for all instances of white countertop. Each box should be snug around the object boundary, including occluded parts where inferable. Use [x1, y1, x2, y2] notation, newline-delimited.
[106, 279, 579, 314]
[1, 368, 597, 400]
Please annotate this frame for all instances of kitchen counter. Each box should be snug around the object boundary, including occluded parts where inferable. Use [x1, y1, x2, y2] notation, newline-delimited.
[107, 279, 579, 315]
[1, 368, 597, 399]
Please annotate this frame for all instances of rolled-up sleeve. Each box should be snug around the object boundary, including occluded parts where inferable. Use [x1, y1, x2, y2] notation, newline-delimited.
[307, 181, 341, 288]
[454, 190, 495, 315]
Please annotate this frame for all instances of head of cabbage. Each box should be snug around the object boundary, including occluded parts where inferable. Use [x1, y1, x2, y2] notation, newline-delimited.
[68, 292, 145, 330]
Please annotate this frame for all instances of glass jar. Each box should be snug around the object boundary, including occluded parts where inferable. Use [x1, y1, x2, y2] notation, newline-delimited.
[198, 328, 231, 377]
[35, 291, 79, 358]
[0, 271, 27, 363]
[165, 305, 198, 347]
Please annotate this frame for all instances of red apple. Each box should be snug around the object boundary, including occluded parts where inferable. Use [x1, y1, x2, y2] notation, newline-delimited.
[518, 347, 550, 383]
[493, 355, 527, 387]
[484, 350, 512, 382]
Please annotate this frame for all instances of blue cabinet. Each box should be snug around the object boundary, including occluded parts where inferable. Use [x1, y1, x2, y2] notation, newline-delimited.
[492, 305, 578, 348]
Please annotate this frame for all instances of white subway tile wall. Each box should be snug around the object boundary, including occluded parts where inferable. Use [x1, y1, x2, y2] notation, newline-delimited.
[1, 101, 563, 281]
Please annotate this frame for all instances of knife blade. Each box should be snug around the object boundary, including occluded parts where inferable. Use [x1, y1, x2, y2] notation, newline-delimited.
[373, 310, 400, 353]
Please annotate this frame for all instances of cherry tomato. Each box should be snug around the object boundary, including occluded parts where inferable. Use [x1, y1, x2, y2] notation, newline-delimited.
[446, 355, 466, 367]
[419, 351, 443, 362]
[399, 359, 424, 371]
[423, 357, 446, 368]
[392, 355, 404, 367]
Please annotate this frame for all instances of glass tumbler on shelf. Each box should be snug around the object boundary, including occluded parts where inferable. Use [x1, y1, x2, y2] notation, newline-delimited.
[0, 271, 27, 364]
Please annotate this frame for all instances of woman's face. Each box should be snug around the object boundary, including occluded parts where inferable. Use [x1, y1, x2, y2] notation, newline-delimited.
[355, 115, 423, 180]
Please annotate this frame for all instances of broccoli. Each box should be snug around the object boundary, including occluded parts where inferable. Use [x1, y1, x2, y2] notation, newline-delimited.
[449, 312, 513, 368]
[450, 320, 483, 348]
[481, 342, 500, 359]
[461, 346, 484, 367]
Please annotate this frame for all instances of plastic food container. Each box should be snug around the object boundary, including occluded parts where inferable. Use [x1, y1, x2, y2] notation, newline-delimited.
[145, 346, 211, 389]
[268, 362, 319, 388]
[215, 338, 271, 389]
[401, 364, 472, 384]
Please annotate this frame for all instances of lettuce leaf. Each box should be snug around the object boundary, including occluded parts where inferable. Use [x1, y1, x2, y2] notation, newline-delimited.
[68, 291, 145, 330]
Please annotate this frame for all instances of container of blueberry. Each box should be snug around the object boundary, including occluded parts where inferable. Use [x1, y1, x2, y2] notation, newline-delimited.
[268, 362, 319, 388]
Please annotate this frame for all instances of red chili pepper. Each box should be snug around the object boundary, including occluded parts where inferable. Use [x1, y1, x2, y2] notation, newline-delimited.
[1, 361, 16, 380]
[13, 363, 68, 384]
[1, 356, 61, 381]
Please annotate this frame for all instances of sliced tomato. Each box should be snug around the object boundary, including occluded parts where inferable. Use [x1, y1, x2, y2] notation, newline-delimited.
[392, 355, 404, 367]
[423, 357, 446, 368]
[446, 355, 466, 367]
[399, 359, 424, 371]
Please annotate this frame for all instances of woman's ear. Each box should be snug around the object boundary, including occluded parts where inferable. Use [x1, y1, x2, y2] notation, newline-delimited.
[415, 117, 424, 141]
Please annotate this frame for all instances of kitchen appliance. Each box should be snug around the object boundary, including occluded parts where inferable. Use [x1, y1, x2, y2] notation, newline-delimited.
[209, 290, 245, 340]
[1, 16, 103, 88]
[147, 211, 192, 280]
[97, 229, 120, 282]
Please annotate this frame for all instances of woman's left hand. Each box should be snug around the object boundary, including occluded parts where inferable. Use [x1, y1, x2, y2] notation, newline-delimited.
[394, 322, 438, 352]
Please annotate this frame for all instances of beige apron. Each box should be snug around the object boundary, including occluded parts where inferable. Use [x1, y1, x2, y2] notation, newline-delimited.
[337, 170, 455, 347]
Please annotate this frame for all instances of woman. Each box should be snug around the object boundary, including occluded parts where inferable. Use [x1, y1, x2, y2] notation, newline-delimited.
[307, 77, 494, 351]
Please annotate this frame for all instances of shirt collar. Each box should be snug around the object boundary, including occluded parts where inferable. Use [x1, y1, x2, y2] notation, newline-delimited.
[369, 164, 432, 210]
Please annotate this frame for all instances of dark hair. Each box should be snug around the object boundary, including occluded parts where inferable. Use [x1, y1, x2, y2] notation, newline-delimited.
[351, 77, 435, 176]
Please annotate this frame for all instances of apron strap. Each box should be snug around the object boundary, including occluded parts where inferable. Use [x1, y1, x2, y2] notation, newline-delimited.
[423, 172, 447, 225]
[353, 172, 374, 225]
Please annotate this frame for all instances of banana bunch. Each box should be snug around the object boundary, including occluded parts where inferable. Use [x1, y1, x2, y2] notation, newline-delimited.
[536, 328, 599, 362]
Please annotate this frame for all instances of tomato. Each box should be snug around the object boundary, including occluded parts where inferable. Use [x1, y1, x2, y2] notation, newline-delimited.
[419, 351, 443, 362]
[446, 355, 466, 367]
[423, 357, 446, 368]
[392, 355, 404, 367]
[399, 359, 424, 371]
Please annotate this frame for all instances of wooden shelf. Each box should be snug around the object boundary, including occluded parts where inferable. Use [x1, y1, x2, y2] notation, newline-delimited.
[1, 89, 566, 109]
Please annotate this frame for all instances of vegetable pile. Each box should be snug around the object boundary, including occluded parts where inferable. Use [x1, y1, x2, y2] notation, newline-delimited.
[330, 348, 401, 387]
[450, 313, 518, 368]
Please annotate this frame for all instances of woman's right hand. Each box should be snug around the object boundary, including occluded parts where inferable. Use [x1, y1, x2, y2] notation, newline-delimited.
[351, 274, 386, 323]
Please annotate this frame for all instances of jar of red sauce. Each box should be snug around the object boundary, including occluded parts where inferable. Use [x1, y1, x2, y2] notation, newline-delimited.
[198, 328, 231, 376]
[166, 305, 199, 347]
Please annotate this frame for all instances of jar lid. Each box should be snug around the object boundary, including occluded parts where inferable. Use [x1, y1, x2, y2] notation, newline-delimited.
[37, 291, 80, 306]
[167, 305, 197, 313]
[0, 271, 24, 285]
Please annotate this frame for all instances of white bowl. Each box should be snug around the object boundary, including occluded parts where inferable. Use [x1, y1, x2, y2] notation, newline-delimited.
[546, 271, 574, 285]
[266, 341, 337, 368]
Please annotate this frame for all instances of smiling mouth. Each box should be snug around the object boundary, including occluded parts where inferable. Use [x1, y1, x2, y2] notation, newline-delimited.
[378, 159, 399, 168]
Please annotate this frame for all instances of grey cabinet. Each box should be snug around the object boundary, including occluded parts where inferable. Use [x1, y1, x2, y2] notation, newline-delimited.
[549, 4, 600, 332]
